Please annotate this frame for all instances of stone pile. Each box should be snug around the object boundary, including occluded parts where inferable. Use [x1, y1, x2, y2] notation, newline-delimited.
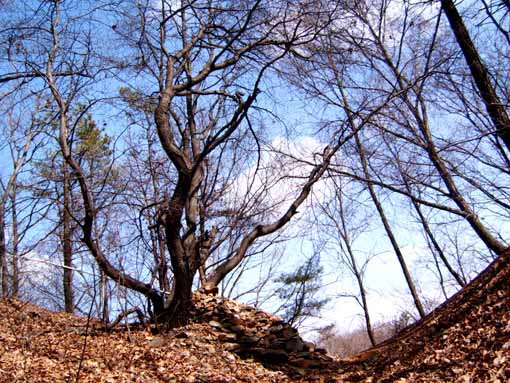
[192, 291, 333, 372]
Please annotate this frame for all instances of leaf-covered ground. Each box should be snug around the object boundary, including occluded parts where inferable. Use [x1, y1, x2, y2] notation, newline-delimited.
[337, 253, 510, 382]
[0, 253, 509, 382]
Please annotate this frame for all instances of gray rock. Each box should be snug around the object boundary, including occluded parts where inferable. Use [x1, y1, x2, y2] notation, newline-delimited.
[238, 335, 260, 344]
[290, 357, 322, 368]
[281, 327, 298, 338]
[229, 325, 245, 334]
[175, 331, 189, 339]
[268, 324, 284, 334]
[208, 320, 223, 329]
[285, 337, 305, 353]
[148, 337, 166, 348]
[249, 348, 289, 363]
[218, 332, 237, 342]
[223, 342, 241, 352]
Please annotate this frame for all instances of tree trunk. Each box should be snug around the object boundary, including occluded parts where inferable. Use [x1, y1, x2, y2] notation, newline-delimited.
[354, 133, 426, 319]
[100, 270, 109, 322]
[47, 0, 163, 326]
[62, 161, 74, 313]
[0, 208, 8, 298]
[10, 183, 19, 298]
[344, 235, 376, 345]
[410, 196, 466, 288]
[147, 131, 171, 294]
[415, 104, 508, 256]
[370, 21, 508, 256]
[156, 231, 171, 293]
[160, 255, 195, 327]
[441, 0, 510, 153]
[396, 160, 467, 288]
[334, 182, 377, 346]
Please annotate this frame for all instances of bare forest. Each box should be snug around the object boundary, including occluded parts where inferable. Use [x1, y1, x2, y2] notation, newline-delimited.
[0, 0, 509, 355]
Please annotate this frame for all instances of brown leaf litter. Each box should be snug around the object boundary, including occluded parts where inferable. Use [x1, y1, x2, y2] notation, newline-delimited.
[1, 253, 509, 382]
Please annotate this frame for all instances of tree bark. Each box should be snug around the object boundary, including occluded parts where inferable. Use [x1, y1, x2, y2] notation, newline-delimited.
[160, 263, 195, 328]
[354, 133, 426, 319]
[342, 230, 376, 345]
[369, 22, 509, 257]
[99, 270, 109, 323]
[441, 0, 510, 153]
[147, 135, 171, 293]
[62, 160, 74, 313]
[410, 196, 466, 288]
[0, 208, 7, 297]
[10, 183, 19, 298]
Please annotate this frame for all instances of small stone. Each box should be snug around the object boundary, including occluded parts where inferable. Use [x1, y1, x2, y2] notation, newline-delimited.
[229, 306, 240, 314]
[250, 348, 289, 362]
[230, 314, 243, 325]
[229, 325, 245, 334]
[208, 320, 223, 329]
[148, 337, 166, 348]
[218, 332, 237, 342]
[281, 327, 298, 338]
[226, 353, 236, 362]
[223, 342, 241, 352]
[268, 324, 284, 334]
[285, 337, 305, 352]
[175, 331, 189, 339]
[238, 335, 260, 344]
[270, 340, 287, 349]
[258, 337, 271, 348]
[290, 357, 322, 368]
[291, 358, 311, 368]
[290, 366, 307, 377]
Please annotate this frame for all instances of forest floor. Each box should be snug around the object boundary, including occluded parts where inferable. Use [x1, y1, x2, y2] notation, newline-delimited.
[0, 253, 509, 383]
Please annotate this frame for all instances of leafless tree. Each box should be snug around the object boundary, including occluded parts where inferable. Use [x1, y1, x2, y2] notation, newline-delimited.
[440, 0, 510, 154]
[284, 0, 509, 322]
[35, 0, 345, 327]
[316, 175, 377, 345]
[0, 99, 42, 297]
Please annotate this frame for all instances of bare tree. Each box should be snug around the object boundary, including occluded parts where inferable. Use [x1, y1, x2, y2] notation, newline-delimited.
[36, 0, 343, 327]
[283, 0, 509, 323]
[0, 101, 40, 297]
[440, 0, 510, 154]
[317, 176, 377, 346]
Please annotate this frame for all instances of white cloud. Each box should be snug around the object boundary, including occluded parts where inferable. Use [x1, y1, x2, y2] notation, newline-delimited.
[225, 135, 332, 224]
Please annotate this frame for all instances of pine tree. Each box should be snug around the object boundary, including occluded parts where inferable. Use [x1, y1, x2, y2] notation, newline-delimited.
[275, 256, 329, 327]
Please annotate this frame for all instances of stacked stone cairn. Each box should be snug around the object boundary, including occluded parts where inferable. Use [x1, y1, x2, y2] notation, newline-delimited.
[192, 290, 333, 371]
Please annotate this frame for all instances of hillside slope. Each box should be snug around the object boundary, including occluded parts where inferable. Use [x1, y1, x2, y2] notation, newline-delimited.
[0, 253, 509, 382]
[337, 252, 510, 382]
